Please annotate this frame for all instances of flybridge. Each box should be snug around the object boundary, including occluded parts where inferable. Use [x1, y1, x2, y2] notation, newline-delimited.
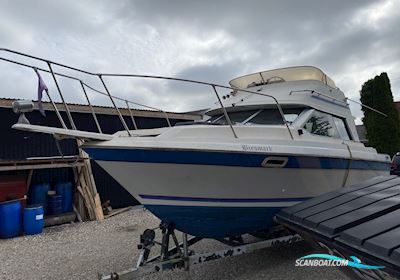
[229, 66, 336, 89]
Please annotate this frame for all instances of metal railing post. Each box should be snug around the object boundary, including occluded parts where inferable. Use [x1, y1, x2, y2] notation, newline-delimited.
[162, 111, 171, 127]
[34, 68, 67, 129]
[125, 100, 138, 130]
[212, 85, 238, 138]
[259, 72, 266, 85]
[275, 101, 294, 140]
[80, 81, 103, 133]
[98, 75, 131, 136]
[47, 62, 77, 130]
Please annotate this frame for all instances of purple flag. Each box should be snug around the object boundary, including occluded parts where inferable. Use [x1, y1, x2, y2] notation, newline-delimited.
[34, 69, 47, 116]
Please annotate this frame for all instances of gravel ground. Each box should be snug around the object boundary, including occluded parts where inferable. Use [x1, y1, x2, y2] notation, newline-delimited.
[0, 207, 349, 280]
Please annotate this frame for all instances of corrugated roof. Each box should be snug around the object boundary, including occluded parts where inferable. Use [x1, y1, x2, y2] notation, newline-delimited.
[0, 97, 201, 120]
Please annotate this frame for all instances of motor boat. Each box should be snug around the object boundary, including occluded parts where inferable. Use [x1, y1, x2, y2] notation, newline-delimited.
[14, 66, 391, 238]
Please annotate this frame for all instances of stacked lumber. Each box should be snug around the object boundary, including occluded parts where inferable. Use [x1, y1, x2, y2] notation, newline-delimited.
[73, 140, 104, 221]
[104, 206, 133, 219]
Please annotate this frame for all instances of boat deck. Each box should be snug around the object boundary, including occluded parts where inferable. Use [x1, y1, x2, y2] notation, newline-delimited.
[275, 175, 400, 278]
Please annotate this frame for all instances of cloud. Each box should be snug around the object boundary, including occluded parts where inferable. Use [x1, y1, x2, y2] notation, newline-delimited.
[0, 0, 399, 121]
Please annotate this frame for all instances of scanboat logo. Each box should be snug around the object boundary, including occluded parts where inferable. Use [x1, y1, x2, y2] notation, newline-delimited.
[295, 254, 384, 270]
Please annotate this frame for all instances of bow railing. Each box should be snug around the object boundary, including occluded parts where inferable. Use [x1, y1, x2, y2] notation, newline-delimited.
[0, 48, 294, 140]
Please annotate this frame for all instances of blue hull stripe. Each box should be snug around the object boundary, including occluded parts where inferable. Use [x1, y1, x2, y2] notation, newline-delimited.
[84, 147, 389, 170]
[139, 194, 312, 203]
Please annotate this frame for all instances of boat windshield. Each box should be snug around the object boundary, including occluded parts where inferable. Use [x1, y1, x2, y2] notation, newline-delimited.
[207, 108, 304, 125]
[229, 66, 336, 89]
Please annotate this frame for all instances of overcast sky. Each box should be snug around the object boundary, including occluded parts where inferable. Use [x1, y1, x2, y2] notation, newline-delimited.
[0, 0, 399, 123]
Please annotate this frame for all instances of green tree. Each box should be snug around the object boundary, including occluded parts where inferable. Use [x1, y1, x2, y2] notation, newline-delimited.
[360, 72, 400, 156]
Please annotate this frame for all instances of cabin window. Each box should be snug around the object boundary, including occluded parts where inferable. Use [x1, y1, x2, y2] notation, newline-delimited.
[206, 114, 224, 123]
[212, 110, 259, 125]
[245, 108, 303, 125]
[303, 111, 351, 140]
[333, 116, 351, 140]
[207, 108, 303, 126]
[303, 111, 338, 138]
[245, 109, 283, 125]
[283, 109, 304, 124]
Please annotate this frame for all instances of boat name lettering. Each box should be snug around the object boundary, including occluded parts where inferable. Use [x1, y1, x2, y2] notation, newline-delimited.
[241, 144, 272, 152]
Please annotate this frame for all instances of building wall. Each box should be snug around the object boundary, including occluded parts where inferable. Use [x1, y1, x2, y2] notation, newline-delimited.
[0, 108, 77, 160]
[0, 107, 193, 208]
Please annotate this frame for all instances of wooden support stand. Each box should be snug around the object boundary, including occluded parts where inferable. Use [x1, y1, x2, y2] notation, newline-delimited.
[74, 139, 104, 221]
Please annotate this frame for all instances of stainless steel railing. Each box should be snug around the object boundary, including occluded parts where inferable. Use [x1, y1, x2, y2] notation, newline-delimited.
[289, 89, 387, 117]
[0, 48, 294, 140]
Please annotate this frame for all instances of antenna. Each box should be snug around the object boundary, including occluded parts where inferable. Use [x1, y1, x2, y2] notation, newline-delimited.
[345, 97, 388, 117]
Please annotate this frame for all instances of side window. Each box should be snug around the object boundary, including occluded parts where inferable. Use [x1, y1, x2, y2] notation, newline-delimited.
[213, 110, 259, 125]
[304, 111, 338, 138]
[246, 109, 284, 125]
[332, 117, 351, 140]
[206, 114, 223, 123]
[244, 108, 304, 125]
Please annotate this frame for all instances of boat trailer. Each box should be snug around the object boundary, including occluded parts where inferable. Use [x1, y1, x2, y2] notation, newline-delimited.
[100, 175, 400, 280]
[99, 222, 301, 279]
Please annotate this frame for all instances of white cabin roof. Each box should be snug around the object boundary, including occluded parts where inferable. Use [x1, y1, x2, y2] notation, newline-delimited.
[229, 66, 336, 89]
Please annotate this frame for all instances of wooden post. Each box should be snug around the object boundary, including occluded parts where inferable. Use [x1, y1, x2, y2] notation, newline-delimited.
[26, 169, 33, 193]
[76, 139, 104, 221]
[77, 185, 95, 220]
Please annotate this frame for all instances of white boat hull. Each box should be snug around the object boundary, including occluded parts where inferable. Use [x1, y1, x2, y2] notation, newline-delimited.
[86, 146, 389, 238]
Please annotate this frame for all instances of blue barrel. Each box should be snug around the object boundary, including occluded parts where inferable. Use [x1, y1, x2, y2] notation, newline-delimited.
[23, 205, 44, 235]
[0, 200, 22, 238]
[48, 194, 63, 215]
[55, 182, 73, 213]
[29, 184, 50, 214]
